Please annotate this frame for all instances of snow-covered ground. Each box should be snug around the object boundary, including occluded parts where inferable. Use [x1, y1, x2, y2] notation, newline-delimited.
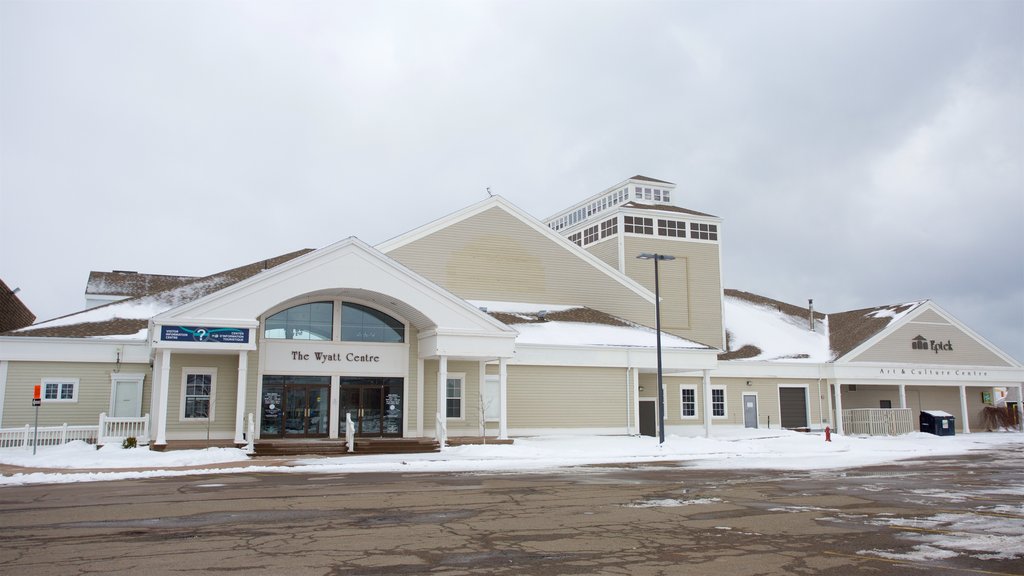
[2, 428, 1022, 486]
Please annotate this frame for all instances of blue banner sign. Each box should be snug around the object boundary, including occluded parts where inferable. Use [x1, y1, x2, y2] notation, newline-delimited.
[161, 325, 250, 344]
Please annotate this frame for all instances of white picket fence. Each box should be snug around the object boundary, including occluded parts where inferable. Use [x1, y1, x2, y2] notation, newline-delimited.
[0, 413, 150, 449]
[843, 408, 914, 436]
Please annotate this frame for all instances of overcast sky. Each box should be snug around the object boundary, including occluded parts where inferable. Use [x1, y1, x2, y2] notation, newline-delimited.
[1, 0, 1021, 361]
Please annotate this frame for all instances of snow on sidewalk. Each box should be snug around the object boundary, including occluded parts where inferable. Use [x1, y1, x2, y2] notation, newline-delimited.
[1, 429, 1022, 486]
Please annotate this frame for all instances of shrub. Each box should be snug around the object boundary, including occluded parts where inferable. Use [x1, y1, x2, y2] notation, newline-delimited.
[122, 436, 138, 449]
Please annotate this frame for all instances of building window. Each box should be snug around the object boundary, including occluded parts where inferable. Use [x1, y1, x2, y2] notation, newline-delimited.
[658, 219, 686, 238]
[446, 374, 464, 419]
[600, 218, 618, 238]
[264, 302, 333, 340]
[623, 216, 654, 235]
[42, 378, 78, 403]
[689, 222, 718, 241]
[680, 386, 697, 418]
[712, 387, 726, 418]
[583, 224, 599, 245]
[569, 231, 583, 246]
[181, 368, 216, 421]
[663, 191, 671, 202]
[341, 303, 405, 343]
[880, 400, 892, 409]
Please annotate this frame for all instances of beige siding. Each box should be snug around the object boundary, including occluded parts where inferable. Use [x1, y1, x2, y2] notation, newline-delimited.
[849, 321, 1011, 366]
[840, 383, 997, 433]
[423, 359, 482, 433]
[584, 236, 619, 269]
[165, 354, 240, 437]
[506, 365, 629, 429]
[387, 206, 655, 327]
[624, 236, 723, 349]
[3, 361, 151, 427]
[406, 329, 419, 432]
[914, 309, 947, 324]
[652, 376, 828, 429]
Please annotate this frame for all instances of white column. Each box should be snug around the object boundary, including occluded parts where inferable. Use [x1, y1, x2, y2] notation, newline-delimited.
[156, 349, 171, 445]
[898, 383, 907, 409]
[632, 368, 641, 436]
[959, 385, 971, 434]
[824, 379, 834, 430]
[834, 383, 845, 435]
[234, 351, 248, 444]
[436, 355, 448, 440]
[1017, 385, 1024, 434]
[702, 369, 712, 438]
[416, 357, 425, 437]
[0, 360, 8, 428]
[329, 376, 340, 439]
[498, 358, 508, 440]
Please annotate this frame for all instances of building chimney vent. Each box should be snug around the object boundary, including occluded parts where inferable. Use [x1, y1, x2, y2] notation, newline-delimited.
[808, 299, 815, 331]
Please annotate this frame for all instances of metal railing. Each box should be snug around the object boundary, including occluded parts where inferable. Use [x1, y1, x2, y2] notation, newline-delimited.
[843, 408, 914, 436]
[98, 413, 150, 445]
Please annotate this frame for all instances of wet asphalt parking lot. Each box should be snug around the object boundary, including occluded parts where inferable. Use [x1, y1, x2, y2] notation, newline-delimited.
[0, 446, 1022, 575]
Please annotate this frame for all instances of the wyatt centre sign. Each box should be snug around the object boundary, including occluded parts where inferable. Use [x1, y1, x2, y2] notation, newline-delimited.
[912, 335, 953, 354]
[161, 326, 250, 344]
[263, 340, 406, 375]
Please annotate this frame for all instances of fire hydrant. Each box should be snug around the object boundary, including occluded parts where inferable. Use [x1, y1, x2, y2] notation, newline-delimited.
[825, 426, 832, 442]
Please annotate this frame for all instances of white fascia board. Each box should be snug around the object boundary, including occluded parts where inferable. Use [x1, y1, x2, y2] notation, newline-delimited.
[830, 362, 1024, 385]
[510, 344, 718, 369]
[153, 318, 260, 329]
[0, 337, 150, 363]
[417, 330, 516, 359]
[712, 361, 827, 380]
[376, 196, 657, 305]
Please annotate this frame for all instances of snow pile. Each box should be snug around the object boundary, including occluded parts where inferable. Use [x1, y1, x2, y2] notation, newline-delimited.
[2, 430, 1022, 486]
[724, 296, 831, 361]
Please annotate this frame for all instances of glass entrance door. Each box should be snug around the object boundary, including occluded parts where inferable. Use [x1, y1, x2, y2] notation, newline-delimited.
[261, 376, 331, 438]
[340, 377, 403, 437]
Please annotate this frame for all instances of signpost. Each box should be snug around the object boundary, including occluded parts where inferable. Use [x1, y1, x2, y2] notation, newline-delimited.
[32, 384, 41, 455]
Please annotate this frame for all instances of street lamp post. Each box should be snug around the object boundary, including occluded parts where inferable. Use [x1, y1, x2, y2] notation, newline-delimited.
[637, 252, 675, 445]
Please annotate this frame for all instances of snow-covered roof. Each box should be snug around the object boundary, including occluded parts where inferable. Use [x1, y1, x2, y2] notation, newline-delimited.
[471, 300, 710, 349]
[720, 289, 928, 363]
[86, 270, 197, 298]
[7, 250, 313, 340]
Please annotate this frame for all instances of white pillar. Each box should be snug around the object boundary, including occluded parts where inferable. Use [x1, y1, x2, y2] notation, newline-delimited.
[416, 357, 425, 437]
[498, 358, 508, 440]
[898, 383, 907, 409]
[702, 369, 712, 438]
[833, 382, 845, 435]
[436, 355, 448, 440]
[234, 351, 248, 444]
[632, 368, 641, 436]
[156, 349, 171, 446]
[0, 360, 8, 428]
[1017, 385, 1024, 434]
[329, 376, 340, 439]
[959, 385, 971, 434]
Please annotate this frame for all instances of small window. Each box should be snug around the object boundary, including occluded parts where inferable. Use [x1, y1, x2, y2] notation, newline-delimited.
[42, 378, 78, 403]
[689, 222, 719, 241]
[181, 368, 216, 421]
[569, 232, 583, 246]
[880, 400, 892, 409]
[712, 387, 726, 418]
[623, 216, 654, 235]
[680, 386, 697, 418]
[600, 218, 618, 238]
[658, 219, 686, 238]
[446, 375, 464, 419]
[583, 224, 599, 245]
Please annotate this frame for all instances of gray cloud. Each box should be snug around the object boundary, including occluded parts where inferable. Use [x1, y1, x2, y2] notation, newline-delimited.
[1, 0, 1021, 360]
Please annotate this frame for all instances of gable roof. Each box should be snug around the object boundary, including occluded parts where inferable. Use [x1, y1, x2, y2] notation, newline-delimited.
[629, 175, 675, 185]
[621, 201, 719, 219]
[376, 195, 657, 305]
[827, 301, 925, 360]
[6, 250, 313, 339]
[87, 271, 198, 299]
[719, 289, 830, 362]
[0, 278, 35, 332]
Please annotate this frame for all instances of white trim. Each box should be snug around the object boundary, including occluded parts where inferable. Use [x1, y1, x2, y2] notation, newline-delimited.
[711, 385, 727, 419]
[837, 301, 1021, 367]
[179, 367, 217, 422]
[109, 372, 145, 417]
[41, 377, 79, 403]
[416, 357, 425, 437]
[742, 392, 759, 428]
[0, 360, 7, 428]
[778, 383, 811, 429]
[445, 372, 466, 421]
[679, 384, 699, 419]
[234, 351, 248, 444]
[0, 337, 150, 363]
[376, 196, 657, 306]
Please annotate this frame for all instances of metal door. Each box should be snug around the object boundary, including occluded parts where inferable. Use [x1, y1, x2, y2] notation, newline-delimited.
[743, 394, 758, 428]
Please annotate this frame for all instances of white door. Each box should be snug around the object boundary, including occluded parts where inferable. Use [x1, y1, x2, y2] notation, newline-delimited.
[743, 394, 758, 428]
[111, 378, 142, 417]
